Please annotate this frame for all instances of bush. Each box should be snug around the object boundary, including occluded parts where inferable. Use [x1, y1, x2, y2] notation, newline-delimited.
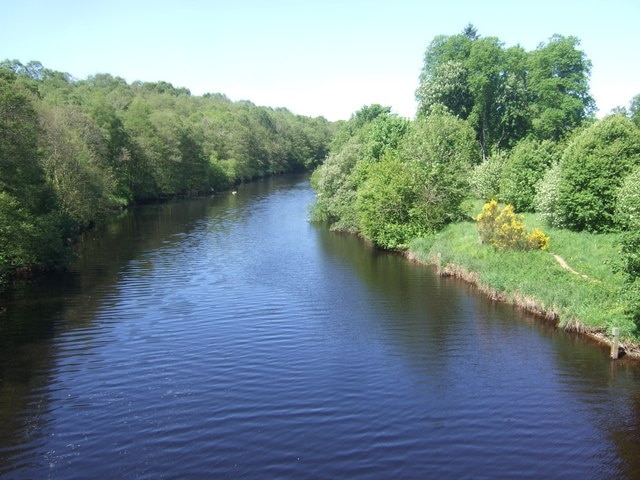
[356, 153, 425, 249]
[310, 138, 364, 232]
[615, 165, 640, 231]
[476, 200, 550, 250]
[470, 151, 507, 201]
[533, 161, 564, 227]
[500, 138, 560, 212]
[555, 114, 640, 232]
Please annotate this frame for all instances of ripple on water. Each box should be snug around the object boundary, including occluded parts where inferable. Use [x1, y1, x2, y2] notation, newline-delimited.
[2, 177, 638, 480]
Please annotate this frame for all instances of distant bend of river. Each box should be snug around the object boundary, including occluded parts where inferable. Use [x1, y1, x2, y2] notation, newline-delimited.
[1, 174, 639, 479]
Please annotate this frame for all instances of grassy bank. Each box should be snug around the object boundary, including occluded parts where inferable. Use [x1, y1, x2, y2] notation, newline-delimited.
[407, 214, 640, 358]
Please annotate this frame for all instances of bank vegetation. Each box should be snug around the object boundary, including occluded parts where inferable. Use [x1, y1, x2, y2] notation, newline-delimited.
[0, 60, 335, 286]
[310, 25, 640, 355]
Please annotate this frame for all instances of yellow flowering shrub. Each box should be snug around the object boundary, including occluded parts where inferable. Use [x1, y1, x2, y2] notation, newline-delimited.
[476, 200, 549, 251]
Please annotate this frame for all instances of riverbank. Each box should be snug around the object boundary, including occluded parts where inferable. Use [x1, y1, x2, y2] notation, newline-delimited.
[406, 218, 640, 361]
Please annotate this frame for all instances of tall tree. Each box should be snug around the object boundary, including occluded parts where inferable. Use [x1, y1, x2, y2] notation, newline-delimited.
[629, 94, 640, 128]
[416, 28, 595, 154]
[527, 35, 595, 140]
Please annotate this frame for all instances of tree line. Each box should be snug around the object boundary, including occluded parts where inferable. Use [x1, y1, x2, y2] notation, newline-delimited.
[0, 60, 335, 285]
[311, 26, 640, 323]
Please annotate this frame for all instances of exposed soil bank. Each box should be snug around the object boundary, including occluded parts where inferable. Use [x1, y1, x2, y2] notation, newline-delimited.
[404, 249, 640, 362]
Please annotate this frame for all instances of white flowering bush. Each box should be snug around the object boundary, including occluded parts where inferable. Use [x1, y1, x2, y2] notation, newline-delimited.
[533, 162, 564, 228]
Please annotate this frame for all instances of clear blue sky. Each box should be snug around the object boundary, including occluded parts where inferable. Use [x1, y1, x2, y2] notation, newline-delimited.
[2, 0, 638, 121]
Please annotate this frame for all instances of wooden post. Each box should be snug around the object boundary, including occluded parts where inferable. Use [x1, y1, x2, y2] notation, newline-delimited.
[610, 327, 620, 360]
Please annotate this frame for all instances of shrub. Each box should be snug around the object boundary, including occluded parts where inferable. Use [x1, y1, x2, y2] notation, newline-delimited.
[534, 161, 564, 228]
[356, 153, 426, 249]
[555, 114, 640, 232]
[476, 200, 550, 250]
[500, 138, 560, 212]
[470, 150, 507, 201]
[614, 165, 640, 231]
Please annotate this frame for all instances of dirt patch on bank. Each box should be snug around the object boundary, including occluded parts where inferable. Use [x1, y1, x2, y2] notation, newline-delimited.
[552, 254, 594, 281]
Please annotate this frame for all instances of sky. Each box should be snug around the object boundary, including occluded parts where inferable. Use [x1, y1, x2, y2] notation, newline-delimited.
[2, 0, 639, 121]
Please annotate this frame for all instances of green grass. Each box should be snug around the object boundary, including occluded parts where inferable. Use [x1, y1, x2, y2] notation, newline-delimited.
[409, 216, 637, 342]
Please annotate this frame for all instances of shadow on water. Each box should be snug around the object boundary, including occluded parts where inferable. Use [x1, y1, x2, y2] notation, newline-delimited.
[314, 226, 640, 479]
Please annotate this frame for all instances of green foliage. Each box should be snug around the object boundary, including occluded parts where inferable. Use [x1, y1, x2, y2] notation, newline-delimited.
[415, 60, 472, 119]
[356, 111, 476, 248]
[399, 111, 481, 227]
[359, 114, 409, 161]
[527, 35, 595, 140]
[555, 114, 640, 232]
[619, 232, 640, 282]
[630, 94, 640, 128]
[416, 28, 594, 155]
[534, 161, 564, 228]
[614, 165, 640, 231]
[329, 104, 391, 152]
[500, 138, 560, 211]
[312, 107, 480, 249]
[470, 150, 507, 201]
[37, 104, 119, 226]
[615, 166, 640, 325]
[310, 137, 364, 233]
[0, 59, 334, 285]
[0, 70, 49, 211]
[356, 153, 425, 249]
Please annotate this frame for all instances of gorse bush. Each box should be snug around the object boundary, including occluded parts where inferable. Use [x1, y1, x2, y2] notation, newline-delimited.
[476, 200, 550, 250]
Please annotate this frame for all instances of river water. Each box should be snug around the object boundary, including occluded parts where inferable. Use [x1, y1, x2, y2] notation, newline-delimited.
[1, 174, 639, 479]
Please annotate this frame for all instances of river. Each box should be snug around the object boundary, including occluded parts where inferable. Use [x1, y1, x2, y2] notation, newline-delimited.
[1, 174, 639, 479]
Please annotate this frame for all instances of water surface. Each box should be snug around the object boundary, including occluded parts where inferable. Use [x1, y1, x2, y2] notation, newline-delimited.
[1, 174, 639, 479]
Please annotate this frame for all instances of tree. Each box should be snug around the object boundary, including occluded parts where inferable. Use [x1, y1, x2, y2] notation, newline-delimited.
[630, 94, 640, 128]
[465, 36, 506, 156]
[37, 104, 118, 226]
[615, 165, 640, 231]
[356, 152, 425, 249]
[527, 35, 595, 140]
[310, 106, 409, 238]
[416, 29, 595, 155]
[0, 70, 70, 279]
[0, 70, 48, 211]
[354, 110, 477, 249]
[0, 58, 335, 286]
[310, 137, 364, 233]
[399, 110, 480, 231]
[533, 161, 563, 228]
[416, 60, 472, 119]
[352, 108, 477, 249]
[554, 114, 640, 232]
[470, 150, 508, 201]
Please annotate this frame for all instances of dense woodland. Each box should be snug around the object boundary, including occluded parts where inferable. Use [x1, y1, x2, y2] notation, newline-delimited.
[311, 26, 640, 329]
[0, 60, 334, 284]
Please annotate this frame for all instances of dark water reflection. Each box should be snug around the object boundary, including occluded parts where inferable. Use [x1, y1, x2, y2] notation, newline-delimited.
[1, 174, 639, 479]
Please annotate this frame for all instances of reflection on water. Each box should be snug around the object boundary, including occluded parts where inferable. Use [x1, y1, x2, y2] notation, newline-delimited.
[1, 174, 639, 479]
